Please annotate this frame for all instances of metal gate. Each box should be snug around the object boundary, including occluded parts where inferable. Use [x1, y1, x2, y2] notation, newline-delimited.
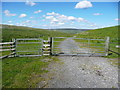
[15, 38, 43, 57]
[51, 37, 109, 56]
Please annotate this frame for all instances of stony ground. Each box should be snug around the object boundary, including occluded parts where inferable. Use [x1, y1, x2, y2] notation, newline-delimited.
[38, 38, 118, 88]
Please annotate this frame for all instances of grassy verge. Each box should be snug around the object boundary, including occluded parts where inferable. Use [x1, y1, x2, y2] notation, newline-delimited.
[2, 56, 59, 88]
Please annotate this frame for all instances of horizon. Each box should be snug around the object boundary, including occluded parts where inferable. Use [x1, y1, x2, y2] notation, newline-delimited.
[2, 1, 119, 29]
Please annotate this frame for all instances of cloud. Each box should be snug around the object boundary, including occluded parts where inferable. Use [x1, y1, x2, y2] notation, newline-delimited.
[52, 18, 58, 22]
[47, 12, 59, 16]
[58, 22, 64, 25]
[8, 21, 12, 23]
[44, 12, 96, 27]
[75, 0, 93, 9]
[114, 18, 120, 21]
[19, 14, 27, 18]
[30, 17, 33, 19]
[93, 13, 103, 16]
[46, 12, 85, 23]
[26, 0, 36, 6]
[4, 10, 16, 16]
[68, 16, 76, 21]
[34, 10, 42, 14]
[45, 16, 54, 20]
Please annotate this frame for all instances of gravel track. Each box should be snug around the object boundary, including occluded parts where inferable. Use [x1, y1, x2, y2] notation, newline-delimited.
[39, 38, 118, 88]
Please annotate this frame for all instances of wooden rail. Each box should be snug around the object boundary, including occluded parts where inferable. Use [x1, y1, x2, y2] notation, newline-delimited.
[0, 41, 16, 59]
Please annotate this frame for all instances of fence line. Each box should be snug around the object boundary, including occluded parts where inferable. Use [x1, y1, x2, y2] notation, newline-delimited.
[0, 41, 16, 59]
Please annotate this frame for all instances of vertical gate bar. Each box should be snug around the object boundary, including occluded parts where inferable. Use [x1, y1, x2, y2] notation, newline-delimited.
[52, 37, 54, 55]
[38, 39, 40, 55]
[14, 39, 17, 57]
[10, 39, 13, 57]
[41, 39, 43, 56]
[88, 39, 90, 53]
[50, 37, 53, 55]
[105, 37, 110, 56]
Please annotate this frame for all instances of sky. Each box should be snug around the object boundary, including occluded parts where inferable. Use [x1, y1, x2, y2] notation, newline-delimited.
[2, 1, 119, 29]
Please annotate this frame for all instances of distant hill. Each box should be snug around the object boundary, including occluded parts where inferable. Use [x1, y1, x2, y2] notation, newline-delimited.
[50, 28, 92, 34]
[1, 24, 72, 42]
[51, 28, 91, 30]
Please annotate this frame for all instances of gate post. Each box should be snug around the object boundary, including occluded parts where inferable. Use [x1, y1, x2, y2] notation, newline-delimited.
[12, 38, 16, 57]
[105, 37, 110, 56]
[50, 37, 53, 55]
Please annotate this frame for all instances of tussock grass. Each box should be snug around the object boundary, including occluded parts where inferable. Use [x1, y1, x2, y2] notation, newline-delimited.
[2, 56, 59, 88]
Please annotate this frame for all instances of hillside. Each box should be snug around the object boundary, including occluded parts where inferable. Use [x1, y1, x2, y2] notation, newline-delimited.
[76, 25, 119, 41]
[1, 24, 72, 42]
[75, 25, 119, 58]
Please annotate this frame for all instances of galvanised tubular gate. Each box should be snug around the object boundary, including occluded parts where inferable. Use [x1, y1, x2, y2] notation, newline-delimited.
[15, 38, 43, 57]
[1, 37, 111, 58]
[51, 37, 110, 56]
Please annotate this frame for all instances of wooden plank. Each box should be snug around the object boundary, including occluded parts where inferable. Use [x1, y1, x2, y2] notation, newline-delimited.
[0, 45, 15, 48]
[0, 48, 15, 52]
[0, 42, 14, 45]
[0, 55, 9, 59]
[43, 51, 50, 52]
[43, 48, 50, 49]
[43, 40, 50, 42]
[43, 44, 50, 47]
[43, 54, 50, 55]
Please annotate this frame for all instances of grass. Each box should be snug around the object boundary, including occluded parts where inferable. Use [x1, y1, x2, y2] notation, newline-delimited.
[1, 24, 71, 88]
[2, 56, 60, 88]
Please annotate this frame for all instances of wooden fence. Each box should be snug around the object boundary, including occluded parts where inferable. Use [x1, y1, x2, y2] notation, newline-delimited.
[0, 40, 16, 59]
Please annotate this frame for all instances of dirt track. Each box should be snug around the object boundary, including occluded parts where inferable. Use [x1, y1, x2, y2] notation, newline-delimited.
[38, 38, 118, 88]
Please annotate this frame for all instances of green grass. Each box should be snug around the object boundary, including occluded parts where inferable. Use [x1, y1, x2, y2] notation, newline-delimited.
[75, 25, 119, 58]
[2, 56, 59, 88]
[1, 24, 71, 88]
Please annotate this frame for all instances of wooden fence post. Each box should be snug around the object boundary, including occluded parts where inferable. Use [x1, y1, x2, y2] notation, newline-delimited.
[13, 38, 16, 57]
[105, 37, 110, 56]
[50, 37, 53, 55]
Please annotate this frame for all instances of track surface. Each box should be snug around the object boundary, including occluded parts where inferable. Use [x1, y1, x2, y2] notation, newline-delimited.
[39, 38, 118, 88]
